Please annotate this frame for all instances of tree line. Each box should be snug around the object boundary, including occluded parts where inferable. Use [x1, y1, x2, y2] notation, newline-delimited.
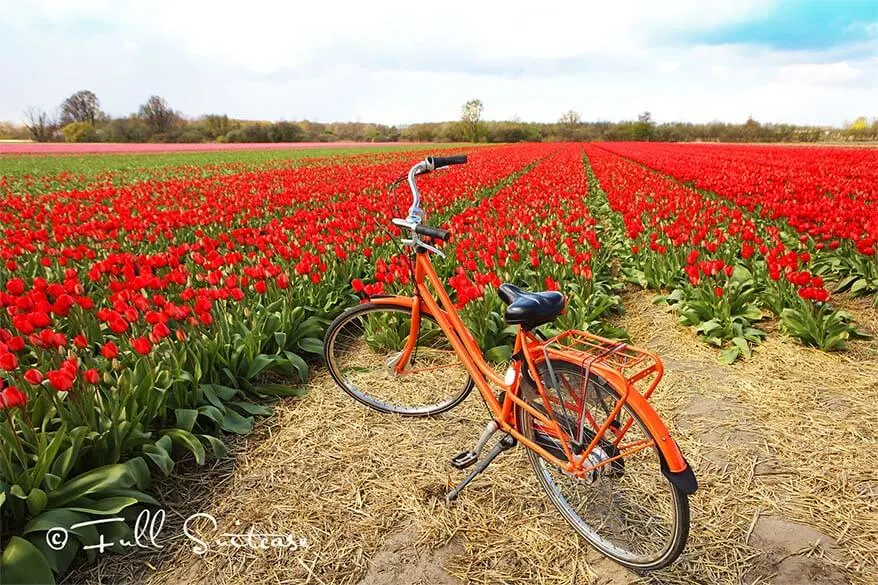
[2, 91, 875, 144]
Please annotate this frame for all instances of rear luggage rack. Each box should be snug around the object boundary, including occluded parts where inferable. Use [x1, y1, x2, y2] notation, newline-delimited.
[539, 330, 664, 400]
[523, 329, 666, 472]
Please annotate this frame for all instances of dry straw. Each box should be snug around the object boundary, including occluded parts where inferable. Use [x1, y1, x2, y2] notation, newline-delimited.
[74, 290, 877, 585]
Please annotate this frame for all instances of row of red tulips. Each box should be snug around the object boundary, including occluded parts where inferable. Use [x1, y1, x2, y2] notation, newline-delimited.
[598, 142, 878, 298]
[584, 144, 871, 360]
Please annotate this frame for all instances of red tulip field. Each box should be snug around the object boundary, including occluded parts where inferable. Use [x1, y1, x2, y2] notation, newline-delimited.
[1, 143, 876, 585]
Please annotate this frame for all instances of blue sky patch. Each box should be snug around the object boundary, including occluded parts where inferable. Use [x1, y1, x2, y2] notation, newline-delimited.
[692, 0, 877, 50]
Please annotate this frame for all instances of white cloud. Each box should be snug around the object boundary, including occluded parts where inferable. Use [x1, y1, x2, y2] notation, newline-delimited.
[0, 0, 875, 125]
[777, 62, 865, 84]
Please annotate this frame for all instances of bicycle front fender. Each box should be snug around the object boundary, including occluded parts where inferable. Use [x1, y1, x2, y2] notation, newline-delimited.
[368, 294, 419, 310]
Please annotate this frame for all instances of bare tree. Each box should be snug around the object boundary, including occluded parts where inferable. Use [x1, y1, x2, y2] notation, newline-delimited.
[23, 107, 57, 142]
[138, 95, 178, 134]
[460, 99, 484, 143]
[60, 90, 103, 126]
[559, 110, 581, 126]
[557, 110, 583, 141]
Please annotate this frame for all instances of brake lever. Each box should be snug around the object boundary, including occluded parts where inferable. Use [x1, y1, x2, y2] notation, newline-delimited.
[392, 219, 445, 258]
[401, 237, 446, 258]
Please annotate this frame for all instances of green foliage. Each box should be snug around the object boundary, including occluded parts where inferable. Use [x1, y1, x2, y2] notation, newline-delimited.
[1, 537, 55, 585]
[812, 244, 878, 303]
[667, 267, 767, 363]
[0, 288, 328, 581]
[460, 290, 518, 362]
[61, 122, 98, 143]
[10, 104, 870, 144]
[0, 457, 154, 584]
[102, 116, 151, 143]
[779, 298, 871, 351]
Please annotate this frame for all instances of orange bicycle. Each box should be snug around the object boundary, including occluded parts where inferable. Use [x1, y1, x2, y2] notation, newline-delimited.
[324, 155, 697, 571]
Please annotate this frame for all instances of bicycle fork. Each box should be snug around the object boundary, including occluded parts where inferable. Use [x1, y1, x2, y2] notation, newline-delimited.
[446, 420, 517, 502]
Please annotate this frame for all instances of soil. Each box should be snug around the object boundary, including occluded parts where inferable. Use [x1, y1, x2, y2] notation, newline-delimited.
[356, 526, 462, 585]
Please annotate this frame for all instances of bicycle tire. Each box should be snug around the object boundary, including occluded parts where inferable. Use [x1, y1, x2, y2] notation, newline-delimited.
[324, 302, 474, 416]
[516, 360, 689, 571]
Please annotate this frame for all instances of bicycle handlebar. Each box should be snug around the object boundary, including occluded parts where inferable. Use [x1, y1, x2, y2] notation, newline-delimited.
[415, 224, 451, 242]
[405, 154, 467, 224]
[427, 155, 468, 169]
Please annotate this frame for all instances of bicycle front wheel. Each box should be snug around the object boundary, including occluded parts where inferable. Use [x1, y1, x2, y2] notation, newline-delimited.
[517, 361, 689, 571]
[324, 302, 473, 416]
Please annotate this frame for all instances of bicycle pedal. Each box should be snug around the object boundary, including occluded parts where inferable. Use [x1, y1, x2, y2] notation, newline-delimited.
[450, 451, 478, 469]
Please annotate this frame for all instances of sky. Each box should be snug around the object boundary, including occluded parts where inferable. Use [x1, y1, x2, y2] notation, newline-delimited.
[1, 0, 876, 126]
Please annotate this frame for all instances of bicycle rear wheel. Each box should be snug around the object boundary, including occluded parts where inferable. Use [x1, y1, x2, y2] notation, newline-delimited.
[517, 361, 689, 571]
[324, 302, 473, 416]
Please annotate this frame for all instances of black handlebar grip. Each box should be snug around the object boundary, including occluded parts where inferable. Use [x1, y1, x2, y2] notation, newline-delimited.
[428, 155, 468, 168]
[415, 224, 452, 242]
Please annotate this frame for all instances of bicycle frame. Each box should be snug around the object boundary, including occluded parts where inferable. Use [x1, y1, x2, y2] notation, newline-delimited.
[370, 250, 691, 478]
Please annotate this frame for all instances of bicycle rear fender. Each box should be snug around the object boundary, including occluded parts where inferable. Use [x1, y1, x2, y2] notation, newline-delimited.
[597, 374, 698, 495]
[525, 354, 697, 494]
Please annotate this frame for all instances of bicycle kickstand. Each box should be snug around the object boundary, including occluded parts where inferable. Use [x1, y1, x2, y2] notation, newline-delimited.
[446, 421, 517, 503]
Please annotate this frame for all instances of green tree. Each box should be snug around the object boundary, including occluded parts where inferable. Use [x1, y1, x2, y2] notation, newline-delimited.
[460, 99, 484, 142]
[268, 121, 304, 142]
[61, 121, 98, 142]
[401, 123, 437, 142]
[202, 114, 233, 140]
[104, 116, 151, 142]
[633, 111, 654, 141]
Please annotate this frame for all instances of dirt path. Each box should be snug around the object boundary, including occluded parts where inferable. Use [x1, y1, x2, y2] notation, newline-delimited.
[72, 292, 877, 585]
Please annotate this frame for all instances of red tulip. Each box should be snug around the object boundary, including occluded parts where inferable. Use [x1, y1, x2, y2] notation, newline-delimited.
[28, 311, 52, 328]
[101, 341, 119, 359]
[152, 322, 171, 340]
[0, 352, 18, 372]
[132, 337, 152, 355]
[5, 279, 25, 295]
[0, 386, 27, 409]
[47, 370, 74, 392]
[24, 369, 44, 385]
